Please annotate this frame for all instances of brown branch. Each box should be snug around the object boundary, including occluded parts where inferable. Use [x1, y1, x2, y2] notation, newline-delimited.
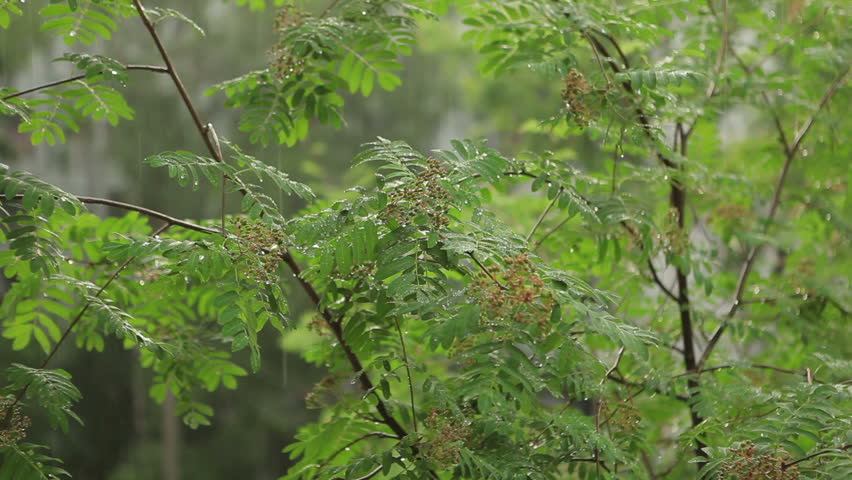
[130, 1, 420, 461]
[132, 0, 224, 165]
[1, 194, 218, 234]
[278, 252, 409, 440]
[698, 66, 850, 370]
[647, 259, 678, 302]
[783, 444, 852, 470]
[1, 65, 168, 101]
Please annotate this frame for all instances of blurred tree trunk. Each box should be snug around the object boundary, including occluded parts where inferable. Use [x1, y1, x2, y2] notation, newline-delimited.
[162, 391, 181, 480]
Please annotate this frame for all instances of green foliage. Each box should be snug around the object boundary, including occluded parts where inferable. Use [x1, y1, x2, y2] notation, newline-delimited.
[1, 0, 850, 478]
[0, 444, 70, 480]
[3, 365, 82, 432]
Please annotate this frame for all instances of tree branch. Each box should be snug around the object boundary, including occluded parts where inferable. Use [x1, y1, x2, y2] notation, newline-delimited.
[698, 66, 850, 370]
[130, 0, 420, 459]
[1, 194, 218, 234]
[782, 444, 851, 470]
[1, 65, 169, 101]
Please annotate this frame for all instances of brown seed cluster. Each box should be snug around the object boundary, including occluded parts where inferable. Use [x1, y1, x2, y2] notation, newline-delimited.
[383, 158, 451, 231]
[0, 395, 30, 446]
[607, 401, 640, 433]
[470, 254, 554, 330]
[719, 442, 799, 480]
[231, 217, 287, 284]
[422, 408, 471, 466]
[270, 6, 308, 81]
[561, 69, 594, 127]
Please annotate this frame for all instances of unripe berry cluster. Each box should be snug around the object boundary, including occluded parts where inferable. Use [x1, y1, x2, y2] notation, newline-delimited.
[383, 158, 451, 231]
[470, 254, 554, 330]
[719, 442, 799, 480]
[0, 395, 30, 447]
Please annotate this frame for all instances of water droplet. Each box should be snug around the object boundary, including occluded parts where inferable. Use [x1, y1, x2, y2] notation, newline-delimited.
[139, 280, 146, 286]
[825, 213, 832, 221]
[752, 286, 760, 294]
[67, 259, 74, 265]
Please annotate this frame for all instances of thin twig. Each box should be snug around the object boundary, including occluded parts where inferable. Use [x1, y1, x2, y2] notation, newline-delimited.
[313, 432, 397, 479]
[526, 188, 562, 243]
[647, 259, 678, 302]
[467, 252, 507, 290]
[532, 214, 572, 251]
[1, 194, 217, 234]
[602, 347, 626, 384]
[205, 123, 226, 235]
[782, 444, 852, 470]
[1, 65, 169, 100]
[394, 318, 418, 433]
[674, 363, 823, 383]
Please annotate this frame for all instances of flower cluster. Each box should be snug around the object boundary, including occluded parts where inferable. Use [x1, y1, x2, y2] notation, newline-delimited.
[422, 408, 471, 466]
[0, 395, 30, 446]
[719, 442, 799, 480]
[470, 254, 554, 330]
[561, 69, 594, 127]
[269, 6, 308, 81]
[231, 217, 288, 284]
[383, 158, 451, 231]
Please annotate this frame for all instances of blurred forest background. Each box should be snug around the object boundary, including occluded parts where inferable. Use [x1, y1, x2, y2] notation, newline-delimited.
[0, 2, 595, 478]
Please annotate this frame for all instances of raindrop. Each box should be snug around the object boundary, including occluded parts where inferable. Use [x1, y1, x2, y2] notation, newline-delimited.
[139, 280, 146, 286]
[67, 259, 74, 265]
[752, 286, 760, 294]
[825, 213, 832, 221]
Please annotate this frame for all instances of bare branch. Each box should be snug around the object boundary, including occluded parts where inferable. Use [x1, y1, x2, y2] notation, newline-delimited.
[1, 65, 168, 101]
[527, 188, 562, 243]
[2, 194, 217, 234]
